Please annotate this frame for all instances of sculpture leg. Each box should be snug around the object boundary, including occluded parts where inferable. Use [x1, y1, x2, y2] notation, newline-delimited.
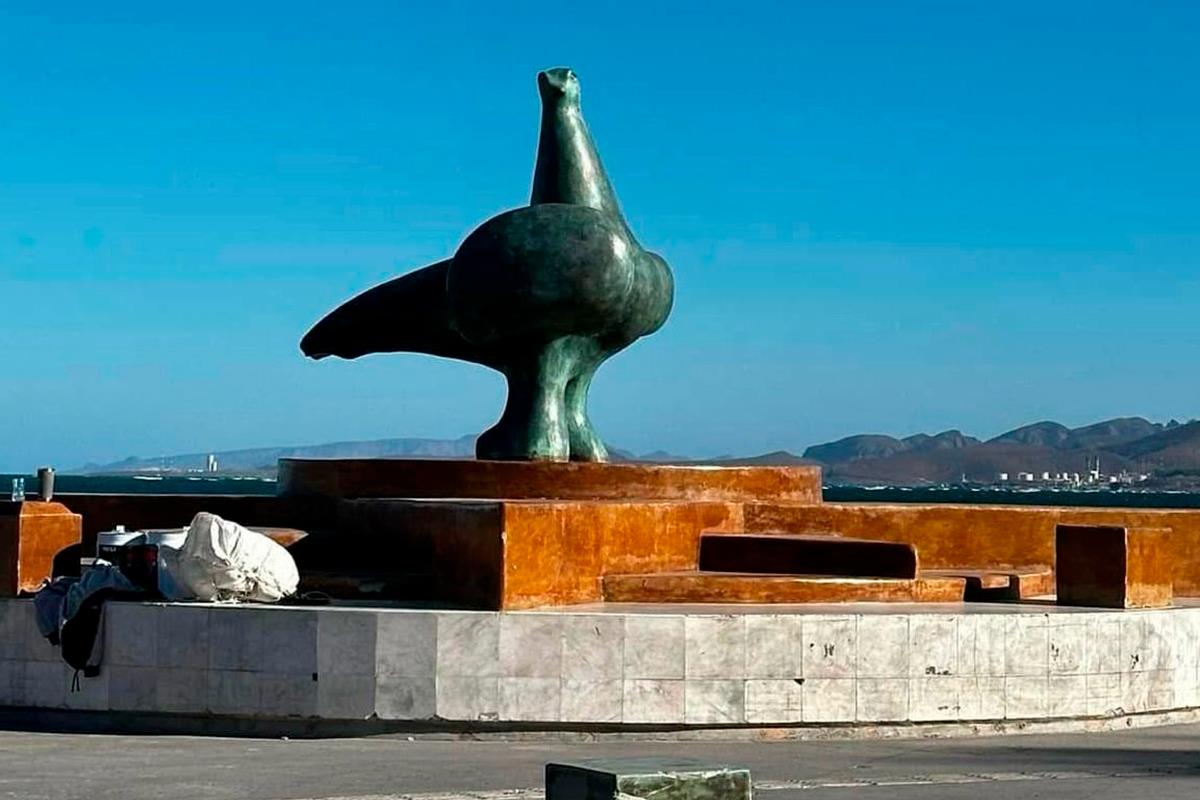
[476, 340, 576, 461]
[565, 359, 608, 462]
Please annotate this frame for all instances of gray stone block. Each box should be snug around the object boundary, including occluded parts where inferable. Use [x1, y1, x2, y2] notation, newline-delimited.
[105, 603, 159, 667]
[260, 609, 318, 675]
[685, 616, 745, 680]
[856, 677, 908, 721]
[437, 613, 500, 678]
[561, 678, 623, 723]
[376, 613, 437, 677]
[498, 676, 561, 721]
[744, 678, 803, 723]
[857, 616, 909, 678]
[801, 616, 855, 679]
[154, 606, 210, 669]
[801, 677, 855, 722]
[107, 665, 157, 711]
[909, 616, 956, 677]
[209, 608, 266, 671]
[909, 675, 959, 721]
[317, 673, 375, 719]
[958, 676, 1005, 720]
[23, 661, 67, 708]
[546, 759, 751, 800]
[259, 671, 319, 717]
[1048, 675, 1088, 717]
[624, 617, 685, 680]
[208, 670, 261, 715]
[436, 676, 500, 721]
[1004, 615, 1048, 677]
[375, 675, 435, 720]
[499, 614, 562, 679]
[563, 615, 624, 680]
[684, 679, 744, 724]
[1086, 672, 1122, 715]
[744, 615, 800, 679]
[622, 679, 684, 723]
[1086, 617, 1122, 673]
[1004, 675, 1048, 718]
[0, 600, 30, 660]
[0, 660, 24, 705]
[156, 667, 208, 713]
[317, 611, 376, 676]
[1048, 621, 1087, 675]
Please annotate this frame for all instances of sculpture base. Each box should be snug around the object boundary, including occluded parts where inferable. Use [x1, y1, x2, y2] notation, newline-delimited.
[278, 458, 822, 504]
[278, 459, 826, 608]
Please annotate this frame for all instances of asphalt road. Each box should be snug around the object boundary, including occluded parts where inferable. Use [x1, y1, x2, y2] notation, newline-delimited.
[2, 723, 1200, 800]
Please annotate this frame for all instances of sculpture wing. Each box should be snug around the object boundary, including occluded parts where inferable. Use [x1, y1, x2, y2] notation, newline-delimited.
[300, 259, 489, 365]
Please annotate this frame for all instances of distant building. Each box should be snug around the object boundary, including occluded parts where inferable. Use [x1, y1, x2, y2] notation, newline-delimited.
[998, 472, 1009, 482]
[206, 454, 218, 473]
[1041, 471, 1051, 481]
[1018, 472, 1034, 482]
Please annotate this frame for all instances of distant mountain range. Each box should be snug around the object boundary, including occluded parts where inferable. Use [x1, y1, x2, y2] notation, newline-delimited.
[72, 416, 1200, 486]
[802, 417, 1200, 485]
[70, 436, 689, 475]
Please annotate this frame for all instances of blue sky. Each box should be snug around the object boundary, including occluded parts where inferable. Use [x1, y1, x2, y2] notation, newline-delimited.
[1, 2, 1198, 469]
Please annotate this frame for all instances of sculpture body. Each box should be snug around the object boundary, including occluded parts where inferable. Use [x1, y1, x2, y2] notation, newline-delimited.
[301, 68, 674, 461]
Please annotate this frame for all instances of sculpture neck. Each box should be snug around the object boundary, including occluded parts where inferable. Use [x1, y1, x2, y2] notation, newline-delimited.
[531, 102, 624, 223]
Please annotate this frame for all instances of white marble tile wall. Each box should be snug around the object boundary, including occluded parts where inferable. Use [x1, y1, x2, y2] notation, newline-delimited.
[3, 599, 1200, 727]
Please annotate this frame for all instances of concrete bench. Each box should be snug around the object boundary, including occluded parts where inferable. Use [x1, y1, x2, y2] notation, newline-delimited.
[1055, 524, 1172, 608]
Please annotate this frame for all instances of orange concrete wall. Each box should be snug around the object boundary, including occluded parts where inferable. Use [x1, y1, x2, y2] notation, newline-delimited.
[0, 502, 82, 595]
[502, 501, 744, 608]
[746, 502, 1200, 595]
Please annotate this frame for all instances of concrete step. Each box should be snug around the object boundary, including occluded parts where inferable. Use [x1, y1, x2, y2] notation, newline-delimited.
[922, 565, 1053, 601]
[602, 570, 965, 604]
[698, 532, 918, 579]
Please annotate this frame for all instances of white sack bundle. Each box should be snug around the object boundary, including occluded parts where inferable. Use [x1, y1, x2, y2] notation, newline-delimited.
[162, 512, 299, 603]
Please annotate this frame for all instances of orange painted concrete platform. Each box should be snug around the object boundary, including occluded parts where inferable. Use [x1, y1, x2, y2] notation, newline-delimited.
[602, 571, 967, 604]
[278, 457, 823, 504]
[0, 501, 81, 595]
[31, 460, 1200, 609]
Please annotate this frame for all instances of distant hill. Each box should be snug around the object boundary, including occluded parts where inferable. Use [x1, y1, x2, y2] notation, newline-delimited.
[71, 435, 480, 475]
[698, 450, 815, 467]
[802, 430, 978, 466]
[804, 416, 1193, 485]
[72, 415, 1200, 485]
[72, 436, 695, 475]
[1107, 421, 1200, 470]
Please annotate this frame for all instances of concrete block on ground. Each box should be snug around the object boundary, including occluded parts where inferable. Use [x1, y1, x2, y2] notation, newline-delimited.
[546, 758, 751, 800]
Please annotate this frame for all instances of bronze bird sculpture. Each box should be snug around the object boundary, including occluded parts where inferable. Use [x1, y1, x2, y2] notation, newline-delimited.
[300, 68, 674, 461]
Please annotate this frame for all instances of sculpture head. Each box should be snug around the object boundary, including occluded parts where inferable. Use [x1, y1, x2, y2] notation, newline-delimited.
[537, 67, 580, 106]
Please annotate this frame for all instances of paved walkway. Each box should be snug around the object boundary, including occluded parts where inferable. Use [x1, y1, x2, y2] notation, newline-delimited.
[2, 722, 1200, 800]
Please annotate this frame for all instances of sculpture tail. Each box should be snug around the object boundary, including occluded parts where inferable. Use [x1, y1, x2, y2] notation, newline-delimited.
[300, 259, 484, 364]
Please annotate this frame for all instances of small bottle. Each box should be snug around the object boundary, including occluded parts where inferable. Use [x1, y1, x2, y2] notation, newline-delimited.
[11, 477, 25, 502]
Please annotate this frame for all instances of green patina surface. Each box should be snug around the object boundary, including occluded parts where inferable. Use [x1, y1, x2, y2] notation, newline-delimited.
[546, 759, 751, 800]
[301, 68, 674, 462]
